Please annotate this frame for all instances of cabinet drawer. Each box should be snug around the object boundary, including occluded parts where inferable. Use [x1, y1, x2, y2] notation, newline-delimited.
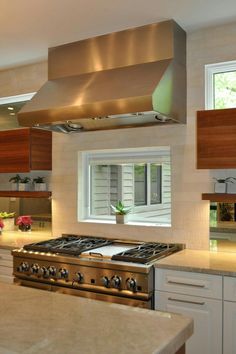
[155, 290, 222, 354]
[0, 265, 13, 276]
[224, 276, 236, 302]
[155, 268, 222, 299]
[0, 274, 13, 284]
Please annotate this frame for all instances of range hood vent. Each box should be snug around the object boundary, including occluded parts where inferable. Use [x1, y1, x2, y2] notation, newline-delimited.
[18, 20, 186, 133]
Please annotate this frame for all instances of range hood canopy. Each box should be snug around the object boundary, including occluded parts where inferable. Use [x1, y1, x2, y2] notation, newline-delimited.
[18, 20, 186, 133]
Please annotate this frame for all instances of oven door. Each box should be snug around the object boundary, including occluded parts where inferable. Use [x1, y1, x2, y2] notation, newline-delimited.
[14, 278, 153, 309]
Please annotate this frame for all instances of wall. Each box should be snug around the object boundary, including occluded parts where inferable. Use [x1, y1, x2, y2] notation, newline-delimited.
[2, 21, 236, 249]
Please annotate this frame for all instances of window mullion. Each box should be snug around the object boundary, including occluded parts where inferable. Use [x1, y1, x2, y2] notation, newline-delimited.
[146, 164, 150, 206]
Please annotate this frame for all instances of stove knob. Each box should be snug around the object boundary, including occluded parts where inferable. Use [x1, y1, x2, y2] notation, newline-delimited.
[126, 278, 137, 291]
[101, 276, 109, 288]
[17, 262, 29, 272]
[48, 266, 57, 276]
[39, 266, 49, 278]
[75, 272, 84, 283]
[30, 263, 40, 274]
[58, 268, 69, 279]
[111, 276, 121, 289]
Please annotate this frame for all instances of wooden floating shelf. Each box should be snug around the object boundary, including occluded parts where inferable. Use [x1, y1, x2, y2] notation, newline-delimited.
[202, 193, 236, 202]
[0, 191, 52, 198]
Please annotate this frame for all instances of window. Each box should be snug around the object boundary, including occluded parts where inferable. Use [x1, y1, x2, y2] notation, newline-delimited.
[205, 60, 236, 109]
[79, 147, 171, 226]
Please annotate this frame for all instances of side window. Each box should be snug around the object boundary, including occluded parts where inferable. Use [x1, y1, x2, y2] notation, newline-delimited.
[80, 147, 171, 226]
[205, 61, 236, 109]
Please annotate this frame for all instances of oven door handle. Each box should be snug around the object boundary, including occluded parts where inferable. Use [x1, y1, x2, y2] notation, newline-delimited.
[89, 252, 103, 257]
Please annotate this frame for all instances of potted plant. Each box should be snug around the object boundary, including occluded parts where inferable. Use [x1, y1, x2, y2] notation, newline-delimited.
[111, 200, 131, 224]
[9, 174, 21, 191]
[0, 219, 4, 235]
[18, 176, 31, 191]
[33, 176, 47, 191]
[16, 215, 33, 232]
[0, 212, 15, 231]
[213, 177, 236, 193]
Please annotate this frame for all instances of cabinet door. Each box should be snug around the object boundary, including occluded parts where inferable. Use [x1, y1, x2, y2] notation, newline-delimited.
[224, 301, 236, 354]
[197, 108, 236, 169]
[0, 129, 31, 172]
[0, 249, 13, 283]
[155, 291, 222, 354]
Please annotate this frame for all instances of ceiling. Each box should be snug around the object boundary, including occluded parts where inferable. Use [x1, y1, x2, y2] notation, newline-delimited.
[1, 0, 236, 71]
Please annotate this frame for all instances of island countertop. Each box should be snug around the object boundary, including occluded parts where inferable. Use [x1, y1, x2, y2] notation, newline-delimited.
[0, 283, 193, 354]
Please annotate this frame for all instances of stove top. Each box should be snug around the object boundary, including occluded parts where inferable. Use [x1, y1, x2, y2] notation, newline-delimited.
[23, 235, 182, 264]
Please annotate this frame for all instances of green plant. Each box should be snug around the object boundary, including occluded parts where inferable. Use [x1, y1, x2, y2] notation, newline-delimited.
[9, 174, 21, 183]
[213, 177, 236, 183]
[33, 176, 45, 183]
[20, 177, 31, 184]
[110, 200, 131, 215]
[0, 212, 15, 219]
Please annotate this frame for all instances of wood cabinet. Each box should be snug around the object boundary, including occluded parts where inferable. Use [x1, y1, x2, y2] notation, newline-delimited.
[0, 128, 52, 172]
[0, 248, 13, 284]
[223, 276, 236, 354]
[155, 269, 223, 354]
[197, 108, 236, 169]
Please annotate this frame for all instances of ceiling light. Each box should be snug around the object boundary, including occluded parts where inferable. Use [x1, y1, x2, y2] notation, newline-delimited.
[9, 112, 15, 116]
[7, 107, 14, 111]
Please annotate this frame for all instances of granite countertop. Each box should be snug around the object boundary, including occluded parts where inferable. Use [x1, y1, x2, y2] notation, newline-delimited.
[0, 230, 52, 250]
[155, 249, 236, 276]
[0, 283, 193, 354]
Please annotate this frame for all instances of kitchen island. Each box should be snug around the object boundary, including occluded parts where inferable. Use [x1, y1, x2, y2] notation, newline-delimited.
[0, 283, 193, 354]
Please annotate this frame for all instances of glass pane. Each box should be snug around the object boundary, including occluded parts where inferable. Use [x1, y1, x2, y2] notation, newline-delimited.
[150, 164, 162, 204]
[214, 71, 236, 109]
[134, 164, 147, 206]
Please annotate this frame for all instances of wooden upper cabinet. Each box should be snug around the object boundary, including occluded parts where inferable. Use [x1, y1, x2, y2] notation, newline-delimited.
[0, 128, 52, 172]
[197, 108, 236, 169]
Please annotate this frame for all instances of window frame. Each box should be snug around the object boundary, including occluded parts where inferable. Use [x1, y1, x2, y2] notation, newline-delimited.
[205, 60, 236, 109]
[79, 147, 170, 225]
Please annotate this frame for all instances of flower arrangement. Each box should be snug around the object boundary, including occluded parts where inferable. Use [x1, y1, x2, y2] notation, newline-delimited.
[0, 219, 4, 234]
[16, 215, 33, 232]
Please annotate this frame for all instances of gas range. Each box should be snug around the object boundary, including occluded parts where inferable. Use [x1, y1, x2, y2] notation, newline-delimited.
[12, 235, 183, 309]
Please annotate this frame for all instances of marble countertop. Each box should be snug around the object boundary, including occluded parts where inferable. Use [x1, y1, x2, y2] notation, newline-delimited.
[155, 249, 236, 276]
[0, 230, 52, 250]
[0, 283, 193, 354]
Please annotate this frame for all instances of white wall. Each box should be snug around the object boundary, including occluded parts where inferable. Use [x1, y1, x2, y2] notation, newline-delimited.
[2, 21, 236, 249]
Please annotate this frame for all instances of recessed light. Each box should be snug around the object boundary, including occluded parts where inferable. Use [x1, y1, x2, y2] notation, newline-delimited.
[7, 107, 14, 111]
[9, 113, 15, 116]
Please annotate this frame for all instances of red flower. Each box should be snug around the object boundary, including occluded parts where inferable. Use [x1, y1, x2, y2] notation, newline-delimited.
[0, 219, 4, 229]
[16, 215, 33, 226]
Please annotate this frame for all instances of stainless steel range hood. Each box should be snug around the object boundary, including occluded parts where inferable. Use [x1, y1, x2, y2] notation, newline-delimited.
[18, 20, 186, 133]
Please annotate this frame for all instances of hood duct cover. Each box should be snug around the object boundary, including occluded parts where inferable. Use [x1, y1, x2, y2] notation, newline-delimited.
[18, 20, 186, 133]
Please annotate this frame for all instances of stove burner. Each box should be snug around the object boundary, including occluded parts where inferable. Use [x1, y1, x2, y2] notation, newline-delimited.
[111, 243, 180, 264]
[23, 234, 113, 256]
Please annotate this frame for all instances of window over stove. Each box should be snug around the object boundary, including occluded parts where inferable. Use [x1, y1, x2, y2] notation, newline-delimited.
[79, 147, 171, 226]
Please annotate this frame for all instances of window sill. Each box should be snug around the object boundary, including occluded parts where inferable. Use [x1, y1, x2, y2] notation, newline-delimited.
[80, 219, 171, 227]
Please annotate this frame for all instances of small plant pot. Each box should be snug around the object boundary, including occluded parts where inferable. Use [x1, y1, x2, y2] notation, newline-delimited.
[3, 218, 15, 231]
[11, 183, 18, 191]
[18, 224, 31, 232]
[214, 182, 226, 193]
[116, 214, 128, 224]
[18, 183, 31, 191]
[34, 183, 47, 191]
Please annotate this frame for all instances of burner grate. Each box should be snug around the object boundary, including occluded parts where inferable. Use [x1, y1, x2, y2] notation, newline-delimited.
[23, 235, 113, 255]
[111, 243, 179, 264]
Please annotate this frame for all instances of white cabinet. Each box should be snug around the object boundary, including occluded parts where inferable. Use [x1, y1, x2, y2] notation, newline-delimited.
[0, 248, 13, 283]
[223, 276, 236, 354]
[155, 269, 222, 354]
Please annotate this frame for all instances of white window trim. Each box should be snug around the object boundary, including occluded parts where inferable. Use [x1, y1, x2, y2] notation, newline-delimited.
[78, 147, 170, 225]
[205, 60, 236, 109]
